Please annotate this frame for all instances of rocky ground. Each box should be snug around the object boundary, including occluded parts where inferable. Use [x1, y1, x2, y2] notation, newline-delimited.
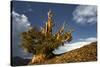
[43, 42, 97, 64]
[11, 42, 97, 66]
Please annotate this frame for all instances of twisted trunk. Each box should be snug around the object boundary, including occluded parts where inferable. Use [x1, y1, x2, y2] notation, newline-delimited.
[28, 54, 47, 65]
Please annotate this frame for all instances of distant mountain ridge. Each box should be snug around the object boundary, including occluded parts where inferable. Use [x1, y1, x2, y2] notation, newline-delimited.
[11, 56, 30, 66]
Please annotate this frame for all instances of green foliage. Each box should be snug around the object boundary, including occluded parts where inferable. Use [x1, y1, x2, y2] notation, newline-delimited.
[21, 27, 69, 57]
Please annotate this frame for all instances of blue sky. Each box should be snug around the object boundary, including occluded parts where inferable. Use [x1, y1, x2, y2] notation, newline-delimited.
[11, 1, 97, 57]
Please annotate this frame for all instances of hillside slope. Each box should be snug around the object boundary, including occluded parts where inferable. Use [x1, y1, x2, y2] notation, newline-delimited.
[43, 42, 97, 64]
[12, 42, 97, 66]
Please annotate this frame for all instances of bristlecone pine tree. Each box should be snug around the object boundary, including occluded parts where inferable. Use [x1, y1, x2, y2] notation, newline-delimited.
[21, 10, 73, 64]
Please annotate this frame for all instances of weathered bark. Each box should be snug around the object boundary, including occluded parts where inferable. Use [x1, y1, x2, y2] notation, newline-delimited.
[28, 54, 47, 65]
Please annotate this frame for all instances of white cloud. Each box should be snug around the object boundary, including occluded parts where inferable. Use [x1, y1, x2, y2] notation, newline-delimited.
[79, 37, 97, 42]
[73, 5, 97, 25]
[12, 11, 30, 33]
[53, 37, 97, 54]
[12, 11, 31, 57]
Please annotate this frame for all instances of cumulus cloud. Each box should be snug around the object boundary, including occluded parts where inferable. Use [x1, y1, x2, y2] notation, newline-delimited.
[53, 37, 97, 54]
[12, 11, 31, 57]
[73, 5, 97, 25]
[12, 11, 30, 33]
